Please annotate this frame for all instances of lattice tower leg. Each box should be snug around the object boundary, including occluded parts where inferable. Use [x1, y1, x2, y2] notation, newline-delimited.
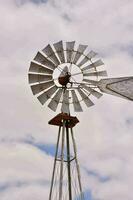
[49, 119, 84, 200]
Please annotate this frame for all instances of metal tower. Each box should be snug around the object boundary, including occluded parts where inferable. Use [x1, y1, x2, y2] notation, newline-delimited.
[28, 40, 133, 200]
[48, 113, 82, 200]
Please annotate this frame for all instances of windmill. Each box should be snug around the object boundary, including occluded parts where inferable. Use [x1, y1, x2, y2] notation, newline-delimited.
[28, 41, 133, 200]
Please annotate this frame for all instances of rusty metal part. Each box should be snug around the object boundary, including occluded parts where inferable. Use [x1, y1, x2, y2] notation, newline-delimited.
[48, 113, 79, 128]
[58, 74, 71, 86]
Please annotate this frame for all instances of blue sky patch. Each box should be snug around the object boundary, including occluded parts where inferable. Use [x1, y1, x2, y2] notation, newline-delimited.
[30, 0, 48, 3]
[17, 0, 48, 6]
[24, 138, 56, 157]
[84, 168, 110, 183]
[0, 180, 49, 192]
[34, 143, 56, 156]
[74, 190, 93, 200]
[83, 190, 93, 200]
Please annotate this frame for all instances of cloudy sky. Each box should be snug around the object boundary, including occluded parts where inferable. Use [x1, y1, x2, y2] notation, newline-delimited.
[1, 0, 133, 199]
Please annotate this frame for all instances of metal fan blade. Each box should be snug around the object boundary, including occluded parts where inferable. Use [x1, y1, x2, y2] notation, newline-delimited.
[53, 41, 65, 63]
[83, 78, 99, 86]
[28, 74, 52, 84]
[98, 76, 133, 101]
[37, 85, 58, 105]
[77, 88, 94, 107]
[81, 84, 103, 99]
[66, 41, 75, 63]
[73, 44, 88, 64]
[31, 80, 54, 95]
[33, 52, 56, 70]
[83, 70, 108, 77]
[48, 89, 63, 111]
[82, 59, 104, 71]
[29, 62, 53, 75]
[42, 44, 60, 66]
[87, 50, 97, 59]
[77, 51, 97, 67]
[59, 66, 69, 77]
[71, 90, 83, 112]
[61, 90, 69, 114]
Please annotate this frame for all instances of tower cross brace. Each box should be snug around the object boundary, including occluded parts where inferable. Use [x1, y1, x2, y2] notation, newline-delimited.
[48, 113, 83, 200]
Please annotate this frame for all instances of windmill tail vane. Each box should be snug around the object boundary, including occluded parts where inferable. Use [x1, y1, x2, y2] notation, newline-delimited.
[28, 40, 133, 200]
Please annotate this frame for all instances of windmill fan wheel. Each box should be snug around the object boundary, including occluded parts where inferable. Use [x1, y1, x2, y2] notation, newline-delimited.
[28, 41, 108, 113]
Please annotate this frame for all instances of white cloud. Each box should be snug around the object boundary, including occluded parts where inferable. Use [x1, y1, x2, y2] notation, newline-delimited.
[1, 185, 49, 200]
[1, 0, 133, 199]
[0, 143, 52, 199]
[0, 143, 53, 183]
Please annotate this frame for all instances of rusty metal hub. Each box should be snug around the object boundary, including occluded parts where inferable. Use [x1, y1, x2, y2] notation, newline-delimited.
[58, 72, 71, 86]
[48, 113, 79, 128]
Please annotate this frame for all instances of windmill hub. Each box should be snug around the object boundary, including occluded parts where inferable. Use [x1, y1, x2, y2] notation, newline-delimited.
[58, 72, 71, 86]
[54, 63, 83, 88]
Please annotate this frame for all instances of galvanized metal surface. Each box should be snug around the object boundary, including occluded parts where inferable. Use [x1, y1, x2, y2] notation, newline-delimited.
[71, 90, 83, 112]
[66, 125, 72, 200]
[61, 90, 69, 114]
[48, 89, 63, 111]
[31, 80, 54, 95]
[37, 85, 58, 105]
[59, 66, 69, 76]
[83, 70, 107, 77]
[77, 88, 94, 107]
[59, 121, 65, 200]
[82, 59, 104, 71]
[77, 51, 97, 67]
[73, 44, 88, 64]
[28, 74, 52, 84]
[81, 84, 103, 99]
[28, 40, 120, 113]
[42, 44, 60, 66]
[53, 40, 65, 63]
[49, 126, 61, 200]
[86, 50, 97, 59]
[48, 116, 83, 200]
[77, 56, 89, 68]
[29, 62, 53, 74]
[71, 128, 84, 200]
[83, 78, 99, 85]
[66, 41, 75, 63]
[98, 76, 133, 100]
[34, 51, 56, 70]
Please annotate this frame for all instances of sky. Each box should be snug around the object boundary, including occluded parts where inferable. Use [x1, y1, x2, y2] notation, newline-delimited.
[1, 0, 133, 199]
